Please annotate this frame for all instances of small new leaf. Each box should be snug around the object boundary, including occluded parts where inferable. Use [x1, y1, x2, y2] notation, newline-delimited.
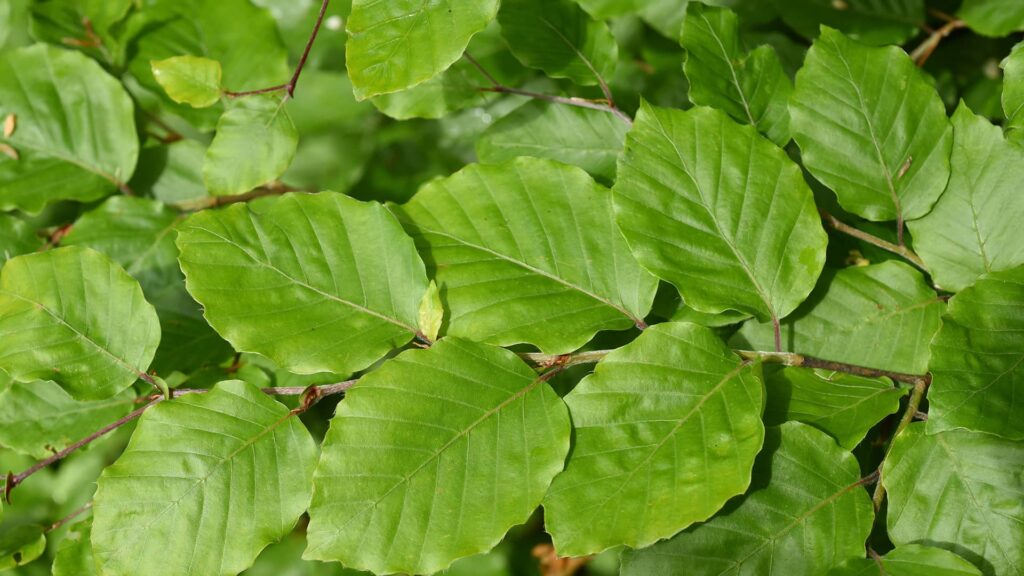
[417, 279, 443, 342]
[151, 55, 223, 108]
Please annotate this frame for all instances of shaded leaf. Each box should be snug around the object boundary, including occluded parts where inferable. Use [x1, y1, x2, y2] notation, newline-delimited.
[958, 0, 1024, 37]
[0, 246, 160, 400]
[928, 265, 1024, 440]
[52, 518, 96, 576]
[151, 55, 223, 108]
[907, 104, 1024, 291]
[345, 0, 499, 99]
[135, 139, 209, 205]
[790, 27, 952, 222]
[1001, 42, 1024, 142]
[543, 322, 764, 555]
[620, 422, 874, 576]
[92, 380, 317, 576]
[828, 544, 982, 576]
[732, 262, 943, 375]
[0, 44, 138, 213]
[305, 338, 570, 575]
[394, 157, 657, 354]
[177, 192, 427, 376]
[203, 95, 298, 196]
[764, 366, 906, 449]
[0, 524, 45, 570]
[772, 0, 924, 45]
[681, 3, 791, 145]
[613, 103, 827, 324]
[498, 0, 617, 86]
[0, 214, 41, 268]
[883, 425, 1024, 576]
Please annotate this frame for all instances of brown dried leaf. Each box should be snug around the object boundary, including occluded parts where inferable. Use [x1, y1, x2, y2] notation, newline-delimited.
[2, 114, 14, 138]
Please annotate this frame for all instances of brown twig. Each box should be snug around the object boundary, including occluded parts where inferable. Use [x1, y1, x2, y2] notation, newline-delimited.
[909, 18, 966, 67]
[734, 350, 929, 386]
[46, 502, 93, 533]
[872, 378, 928, 510]
[820, 210, 928, 272]
[170, 182, 301, 211]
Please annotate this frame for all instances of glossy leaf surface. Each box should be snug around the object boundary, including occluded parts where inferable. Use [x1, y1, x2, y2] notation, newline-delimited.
[151, 55, 223, 108]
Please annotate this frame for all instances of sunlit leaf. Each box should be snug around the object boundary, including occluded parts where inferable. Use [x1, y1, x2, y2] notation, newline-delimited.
[203, 95, 298, 196]
[1001, 41, 1024, 142]
[958, 0, 1024, 37]
[52, 518, 96, 576]
[151, 55, 223, 108]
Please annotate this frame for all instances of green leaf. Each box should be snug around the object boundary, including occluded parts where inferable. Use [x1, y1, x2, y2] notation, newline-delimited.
[0, 214, 41, 268]
[476, 100, 628, 184]
[177, 192, 427, 376]
[620, 422, 874, 575]
[92, 380, 317, 576]
[1001, 42, 1024, 142]
[305, 338, 570, 575]
[418, 280, 443, 342]
[0, 44, 138, 213]
[906, 104, 1024, 292]
[29, 0, 132, 64]
[345, 0, 499, 100]
[928, 265, 1024, 440]
[203, 96, 298, 196]
[680, 4, 792, 146]
[151, 55, 223, 108]
[958, 0, 1024, 37]
[828, 544, 983, 576]
[498, 0, 617, 86]
[394, 157, 657, 354]
[53, 518, 96, 576]
[0, 524, 45, 570]
[613, 103, 827, 325]
[764, 366, 906, 449]
[790, 27, 952, 223]
[543, 322, 764, 555]
[0, 380, 134, 459]
[772, 0, 924, 45]
[62, 196, 233, 374]
[732, 262, 943, 375]
[883, 424, 1024, 576]
[136, 139, 210, 205]
[0, 246, 160, 400]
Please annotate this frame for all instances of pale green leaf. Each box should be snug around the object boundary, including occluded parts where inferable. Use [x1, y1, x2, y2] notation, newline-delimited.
[498, 0, 617, 86]
[764, 366, 906, 449]
[477, 100, 628, 183]
[828, 544, 982, 576]
[0, 524, 45, 571]
[790, 27, 952, 222]
[0, 214, 41, 268]
[620, 422, 874, 575]
[613, 103, 827, 324]
[543, 322, 764, 555]
[681, 4, 792, 145]
[907, 104, 1024, 292]
[0, 246, 160, 400]
[0, 44, 138, 213]
[958, 0, 1024, 37]
[884, 424, 1024, 576]
[418, 280, 443, 342]
[92, 380, 317, 576]
[772, 0, 924, 45]
[305, 338, 570, 575]
[928, 265, 1024, 440]
[203, 95, 298, 196]
[151, 55, 223, 108]
[1001, 42, 1024, 142]
[53, 519, 96, 576]
[345, 0, 499, 100]
[246, 533, 368, 576]
[0, 380, 134, 459]
[62, 196, 233, 374]
[394, 157, 657, 354]
[177, 192, 427, 376]
[732, 262, 943, 374]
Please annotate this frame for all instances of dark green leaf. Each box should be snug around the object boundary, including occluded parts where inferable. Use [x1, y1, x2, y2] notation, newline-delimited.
[772, 0, 924, 45]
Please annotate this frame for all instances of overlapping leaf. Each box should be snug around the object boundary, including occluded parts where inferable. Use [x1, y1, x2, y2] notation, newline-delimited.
[790, 27, 952, 222]
[883, 425, 1024, 576]
[543, 322, 764, 555]
[477, 100, 628, 183]
[92, 380, 317, 576]
[305, 338, 570, 575]
[63, 196, 233, 373]
[958, 0, 1024, 37]
[681, 4, 791, 145]
[620, 422, 874, 575]
[733, 262, 943, 374]
[151, 55, 223, 108]
[177, 192, 427, 376]
[0, 215, 41, 267]
[203, 96, 298, 196]
[763, 366, 906, 449]
[1001, 42, 1024, 142]
[345, 0, 499, 99]
[394, 157, 657, 353]
[613, 103, 827, 325]
[0, 44, 138, 213]
[0, 524, 45, 571]
[0, 247, 160, 400]
[928, 265, 1024, 440]
[498, 0, 617, 86]
[828, 544, 982, 576]
[907, 104, 1024, 291]
[772, 0, 924, 45]
[52, 519, 95, 576]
